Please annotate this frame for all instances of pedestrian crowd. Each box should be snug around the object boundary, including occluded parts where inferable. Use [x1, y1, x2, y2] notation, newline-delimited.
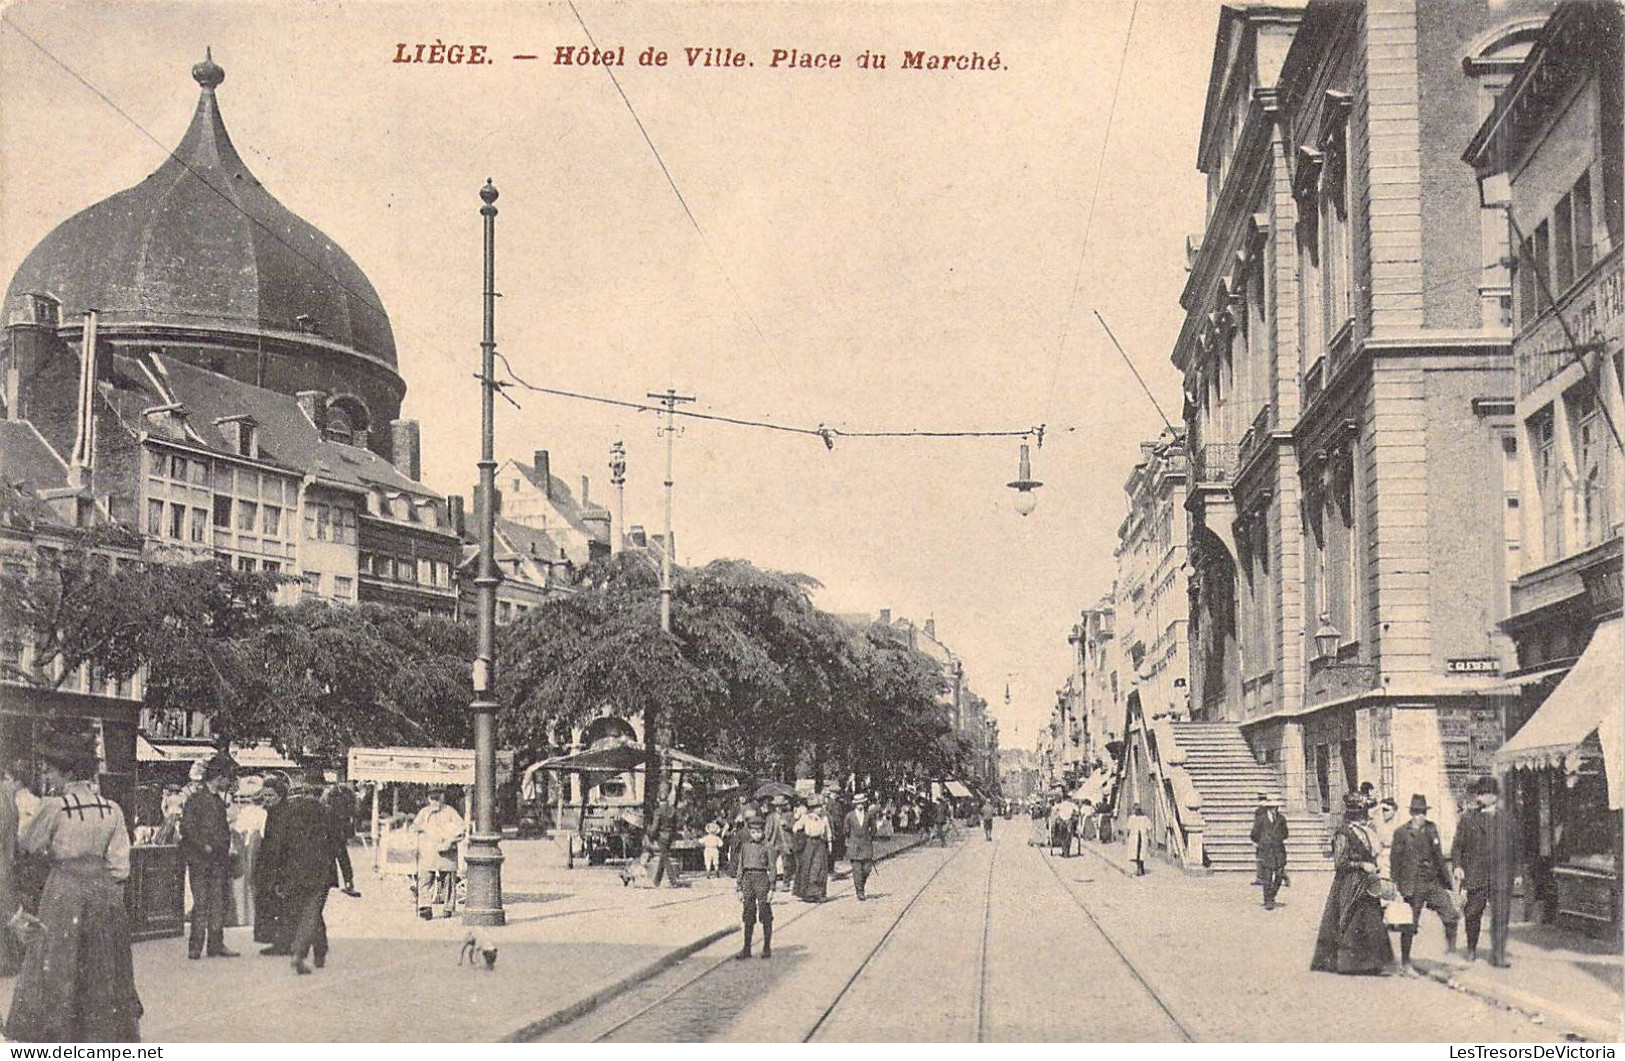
[1299, 777, 1509, 979]
[0, 740, 364, 1042]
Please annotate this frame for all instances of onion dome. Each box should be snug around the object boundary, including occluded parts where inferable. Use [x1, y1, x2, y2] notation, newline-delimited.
[5, 49, 397, 374]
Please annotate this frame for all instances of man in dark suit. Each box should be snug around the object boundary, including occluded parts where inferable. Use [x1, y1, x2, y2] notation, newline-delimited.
[181, 753, 239, 959]
[1249, 792, 1289, 909]
[843, 793, 879, 901]
[274, 772, 347, 975]
[1391, 793, 1459, 970]
[1451, 776, 1516, 967]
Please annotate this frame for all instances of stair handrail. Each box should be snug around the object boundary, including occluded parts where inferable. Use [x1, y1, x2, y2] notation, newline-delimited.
[1150, 717, 1206, 871]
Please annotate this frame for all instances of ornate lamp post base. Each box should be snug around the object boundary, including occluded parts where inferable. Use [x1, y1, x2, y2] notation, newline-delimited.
[462, 834, 506, 926]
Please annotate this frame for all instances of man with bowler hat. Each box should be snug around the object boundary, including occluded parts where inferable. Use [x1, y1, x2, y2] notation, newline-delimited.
[844, 793, 878, 900]
[1249, 792, 1289, 909]
[1451, 776, 1515, 966]
[1390, 793, 1460, 971]
[181, 752, 238, 959]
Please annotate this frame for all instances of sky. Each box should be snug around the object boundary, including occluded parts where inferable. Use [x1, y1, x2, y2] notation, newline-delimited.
[0, 0, 1223, 751]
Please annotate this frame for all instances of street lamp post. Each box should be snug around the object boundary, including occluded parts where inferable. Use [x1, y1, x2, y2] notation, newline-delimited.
[464, 178, 505, 927]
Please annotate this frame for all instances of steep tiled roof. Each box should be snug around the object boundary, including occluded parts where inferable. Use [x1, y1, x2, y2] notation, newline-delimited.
[147, 355, 437, 499]
[0, 421, 68, 492]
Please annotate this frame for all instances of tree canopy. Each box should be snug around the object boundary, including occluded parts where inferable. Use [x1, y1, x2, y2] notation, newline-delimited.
[5, 533, 967, 790]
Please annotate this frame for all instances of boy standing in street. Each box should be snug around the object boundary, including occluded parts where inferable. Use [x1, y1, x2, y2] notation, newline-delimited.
[735, 815, 774, 959]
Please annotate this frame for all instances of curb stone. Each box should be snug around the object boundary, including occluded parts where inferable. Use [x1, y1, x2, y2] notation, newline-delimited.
[501, 832, 930, 1042]
[1415, 961, 1623, 1043]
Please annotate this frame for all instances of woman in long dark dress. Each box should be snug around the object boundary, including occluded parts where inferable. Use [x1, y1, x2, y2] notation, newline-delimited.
[5, 732, 142, 1042]
[1311, 793, 1395, 975]
[254, 772, 291, 951]
[793, 797, 831, 902]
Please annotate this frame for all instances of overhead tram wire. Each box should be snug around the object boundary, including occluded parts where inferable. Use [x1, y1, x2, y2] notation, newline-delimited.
[0, 16, 499, 407]
[564, 0, 788, 379]
[1093, 310, 1174, 433]
[491, 350, 1050, 448]
[7, 19, 1073, 457]
[1038, 0, 1140, 426]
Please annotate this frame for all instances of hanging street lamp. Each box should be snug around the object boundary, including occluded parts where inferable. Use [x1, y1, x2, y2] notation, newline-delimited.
[1007, 440, 1043, 516]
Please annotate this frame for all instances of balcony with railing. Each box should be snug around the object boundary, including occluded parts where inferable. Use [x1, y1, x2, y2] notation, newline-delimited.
[1237, 403, 1273, 466]
[1193, 443, 1239, 485]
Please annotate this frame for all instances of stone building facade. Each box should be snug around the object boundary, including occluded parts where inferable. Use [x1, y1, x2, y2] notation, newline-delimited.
[1179, 0, 1553, 835]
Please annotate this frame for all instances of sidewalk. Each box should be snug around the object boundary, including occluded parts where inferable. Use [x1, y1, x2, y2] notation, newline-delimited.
[0, 831, 926, 1043]
[1075, 837, 1622, 1043]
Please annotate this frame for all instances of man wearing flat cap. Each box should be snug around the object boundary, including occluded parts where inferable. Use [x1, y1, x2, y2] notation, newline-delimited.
[1451, 775, 1516, 967]
[181, 752, 238, 958]
[1390, 793, 1459, 970]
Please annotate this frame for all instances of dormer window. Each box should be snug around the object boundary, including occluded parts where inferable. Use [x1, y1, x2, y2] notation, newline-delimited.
[325, 406, 353, 445]
[216, 415, 258, 459]
[27, 294, 60, 328]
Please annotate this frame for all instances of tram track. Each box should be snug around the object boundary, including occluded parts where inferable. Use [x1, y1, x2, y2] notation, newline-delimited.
[1037, 848, 1198, 1042]
[584, 840, 970, 1042]
[806, 838, 994, 1039]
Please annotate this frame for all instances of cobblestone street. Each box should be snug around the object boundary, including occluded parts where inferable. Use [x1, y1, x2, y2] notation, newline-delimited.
[543, 822, 1559, 1042]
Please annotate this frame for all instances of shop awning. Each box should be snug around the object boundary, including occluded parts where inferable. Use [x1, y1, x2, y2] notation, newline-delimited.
[141, 741, 299, 770]
[1496, 620, 1623, 809]
[1071, 773, 1110, 805]
[1481, 661, 1574, 695]
[943, 780, 972, 799]
[347, 746, 514, 786]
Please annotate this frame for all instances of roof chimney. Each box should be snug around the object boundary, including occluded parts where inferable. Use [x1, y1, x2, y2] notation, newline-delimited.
[448, 494, 466, 539]
[534, 450, 552, 499]
[924, 618, 936, 640]
[878, 608, 891, 626]
[390, 419, 421, 481]
[580, 475, 590, 506]
[629, 524, 647, 548]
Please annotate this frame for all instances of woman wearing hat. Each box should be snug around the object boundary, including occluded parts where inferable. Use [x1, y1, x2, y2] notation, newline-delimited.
[1310, 792, 1395, 975]
[792, 795, 831, 902]
[5, 731, 143, 1042]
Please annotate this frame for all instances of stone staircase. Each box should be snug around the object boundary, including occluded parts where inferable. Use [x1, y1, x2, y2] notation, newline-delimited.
[1167, 721, 1330, 874]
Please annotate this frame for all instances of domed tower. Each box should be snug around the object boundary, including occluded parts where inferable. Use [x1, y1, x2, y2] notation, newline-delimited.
[4, 50, 405, 456]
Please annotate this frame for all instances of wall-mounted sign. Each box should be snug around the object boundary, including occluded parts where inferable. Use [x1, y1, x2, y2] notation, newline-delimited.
[1447, 657, 1500, 675]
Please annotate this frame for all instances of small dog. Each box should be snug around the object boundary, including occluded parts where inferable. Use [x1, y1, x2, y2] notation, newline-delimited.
[458, 932, 498, 971]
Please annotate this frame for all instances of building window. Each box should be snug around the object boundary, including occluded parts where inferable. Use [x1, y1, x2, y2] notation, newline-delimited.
[170, 455, 188, 481]
[148, 499, 165, 536]
[1518, 235, 1540, 327]
[335, 506, 357, 545]
[236, 556, 257, 573]
[190, 507, 208, 543]
[190, 460, 208, 487]
[333, 575, 353, 600]
[1533, 406, 1563, 563]
[263, 504, 282, 538]
[1573, 171, 1595, 275]
[302, 572, 321, 601]
[498, 601, 513, 624]
[306, 502, 329, 541]
[212, 495, 232, 528]
[1502, 434, 1522, 589]
[1569, 386, 1611, 550]
[236, 500, 258, 532]
[1554, 194, 1575, 293]
[262, 560, 282, 576]
[168, 502, 186, 540]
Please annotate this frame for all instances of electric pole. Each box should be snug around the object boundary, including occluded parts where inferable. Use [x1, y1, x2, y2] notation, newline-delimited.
[646, 388, 694, 885]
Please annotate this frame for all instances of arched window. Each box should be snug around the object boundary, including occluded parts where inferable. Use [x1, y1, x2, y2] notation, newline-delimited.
[323, 396, 372, 446]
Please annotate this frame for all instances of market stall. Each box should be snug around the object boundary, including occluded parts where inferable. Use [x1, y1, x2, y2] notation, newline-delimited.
[524, 739, 747, 871]
[346, 746, 515, 875]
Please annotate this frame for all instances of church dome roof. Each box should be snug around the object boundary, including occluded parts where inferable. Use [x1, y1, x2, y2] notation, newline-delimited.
[5, 50, 397, 372]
